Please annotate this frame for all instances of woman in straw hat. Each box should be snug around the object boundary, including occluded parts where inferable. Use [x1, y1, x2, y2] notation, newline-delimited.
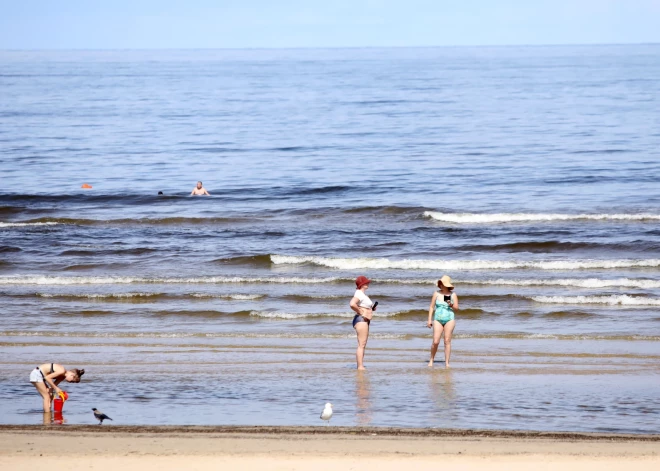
[427, 275, 459, 368]
[350, 275, 375, 370]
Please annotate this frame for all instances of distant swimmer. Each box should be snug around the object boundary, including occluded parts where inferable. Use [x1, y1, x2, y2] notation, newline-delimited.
[191, 181, 210, 196]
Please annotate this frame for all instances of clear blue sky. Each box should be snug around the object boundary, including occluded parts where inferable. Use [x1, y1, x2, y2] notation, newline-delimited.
[1, 0, 659, 49]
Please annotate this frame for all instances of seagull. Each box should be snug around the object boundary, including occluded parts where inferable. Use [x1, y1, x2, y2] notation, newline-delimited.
[320, 403, 333, 425]
[92, 408, 113, 425]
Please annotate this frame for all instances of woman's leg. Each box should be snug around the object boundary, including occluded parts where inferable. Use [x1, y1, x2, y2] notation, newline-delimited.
[443, 320, 456, 368]
[32, 381, 52, 412]
[354, 321, 369, 370]
[428, 320, 444, 367]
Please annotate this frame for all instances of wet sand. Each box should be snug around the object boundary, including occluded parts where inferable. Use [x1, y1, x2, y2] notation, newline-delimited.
[1, 426, 658, 471]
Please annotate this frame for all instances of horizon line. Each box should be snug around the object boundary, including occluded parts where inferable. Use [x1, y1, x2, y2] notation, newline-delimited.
[1, 42, 659, 52]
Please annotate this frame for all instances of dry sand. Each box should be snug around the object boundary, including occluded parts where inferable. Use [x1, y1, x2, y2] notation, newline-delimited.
[1, 426, 658, 471]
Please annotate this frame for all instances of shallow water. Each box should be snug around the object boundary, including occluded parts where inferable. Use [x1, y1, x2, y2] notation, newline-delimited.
[0, 45, 659, 432]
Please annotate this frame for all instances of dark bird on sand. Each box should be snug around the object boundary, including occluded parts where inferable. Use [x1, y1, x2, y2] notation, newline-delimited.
[92, 408, 113, 424]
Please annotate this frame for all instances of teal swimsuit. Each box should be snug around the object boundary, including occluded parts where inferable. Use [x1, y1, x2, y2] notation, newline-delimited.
[434, 292, 455, 326]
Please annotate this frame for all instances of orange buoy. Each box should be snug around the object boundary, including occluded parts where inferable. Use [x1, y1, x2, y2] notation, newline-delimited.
[81, 184, 93, 189]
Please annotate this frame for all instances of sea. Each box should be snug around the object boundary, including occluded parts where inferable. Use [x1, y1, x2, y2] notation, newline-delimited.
[0, 45, 659, 433]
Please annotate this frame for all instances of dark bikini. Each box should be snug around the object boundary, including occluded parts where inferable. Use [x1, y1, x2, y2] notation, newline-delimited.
[38, 363, 55, 385]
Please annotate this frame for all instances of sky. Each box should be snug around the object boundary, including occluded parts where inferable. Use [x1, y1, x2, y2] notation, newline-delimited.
[1, 0, 659, 49]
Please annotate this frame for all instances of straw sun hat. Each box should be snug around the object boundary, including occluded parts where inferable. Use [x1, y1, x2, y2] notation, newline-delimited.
[438, 275, 454, 288]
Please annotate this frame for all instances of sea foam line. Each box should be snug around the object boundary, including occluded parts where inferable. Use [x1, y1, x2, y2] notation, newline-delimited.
[270, 255, 660, 270]
[0, 275, 343, 285]
[0, 222, 59, 228]
[37, 292, 161, 299]
[36, 292, 265, 300]
[249, 310, 407, 319]
[532, 295, 660, 306]
[2, 331, 656, 341]
[2, 274, 660, 288]
[462, 278, 660, 289]
[423, 212, 660, 223]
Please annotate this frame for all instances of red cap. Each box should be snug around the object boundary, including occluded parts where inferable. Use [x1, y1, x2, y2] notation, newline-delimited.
[355, 276, 371, 289]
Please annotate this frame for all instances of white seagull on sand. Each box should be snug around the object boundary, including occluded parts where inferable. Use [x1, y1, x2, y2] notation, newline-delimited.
[320, 403, 333, 425]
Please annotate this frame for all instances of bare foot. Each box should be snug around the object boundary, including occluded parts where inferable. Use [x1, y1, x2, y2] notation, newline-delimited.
[357, 366, 367, 370]
[427, 360, 434, 367]
[445, 362, 450, 369]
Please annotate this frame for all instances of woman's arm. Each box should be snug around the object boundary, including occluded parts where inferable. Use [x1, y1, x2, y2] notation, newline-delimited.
[350, 295, 372, 319]
[43, 372, 63, 392]
[427, 292, 438, 327]
[450, 293, 459, 311]
[350, 296, 361, 314]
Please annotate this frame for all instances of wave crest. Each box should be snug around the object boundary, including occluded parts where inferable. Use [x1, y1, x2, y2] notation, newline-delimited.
[463, 278, 660, 289]
[0, 275, 345, 285]
[0, 222, 59, 228]
[423, 212, 660, 223]
[270, 255, 660, 270]
[532, 295, 660, 306]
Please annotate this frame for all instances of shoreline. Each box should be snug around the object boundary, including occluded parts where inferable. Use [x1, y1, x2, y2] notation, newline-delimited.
[2, 424, 659, 441]
[2, 426, 658, 470]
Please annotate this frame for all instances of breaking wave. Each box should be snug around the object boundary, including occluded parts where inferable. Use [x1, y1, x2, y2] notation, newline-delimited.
[0, 221, 59, 228]
[3, 274, 660, 289]
[0, 275, 346, 285]
[423, 212, 660, 223]
[461, 278, 660, 289]
[249, 309, 422, 319]
[270, 255, 660, 270]
[532, 295, 660, 306]
[34, 292, 265, 301]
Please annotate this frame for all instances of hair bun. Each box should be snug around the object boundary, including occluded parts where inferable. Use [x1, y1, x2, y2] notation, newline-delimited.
[77, 368, 85, 377]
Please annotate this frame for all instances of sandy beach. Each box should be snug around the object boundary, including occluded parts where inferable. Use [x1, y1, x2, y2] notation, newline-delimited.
[1, 426, 658, 471]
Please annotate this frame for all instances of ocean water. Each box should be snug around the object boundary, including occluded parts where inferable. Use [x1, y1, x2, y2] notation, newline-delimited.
[0, 45, 659, 433]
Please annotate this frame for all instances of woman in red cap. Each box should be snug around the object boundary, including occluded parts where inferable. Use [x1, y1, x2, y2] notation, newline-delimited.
[350, 275, 375, 370]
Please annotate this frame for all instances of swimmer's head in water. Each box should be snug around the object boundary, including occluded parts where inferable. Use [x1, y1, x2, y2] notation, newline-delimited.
[196, 181, 202, 189]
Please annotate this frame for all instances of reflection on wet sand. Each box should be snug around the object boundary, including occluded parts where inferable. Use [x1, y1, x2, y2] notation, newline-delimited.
[53, 411, 65, 424]
[428, 369, 456, 427]
[355, 371, 371, 426]
[43, 411, 66, 425]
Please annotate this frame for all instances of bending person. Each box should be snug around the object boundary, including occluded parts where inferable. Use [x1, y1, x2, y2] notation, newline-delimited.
[350, 276, 375, 370]
[29, 363, 84, 412]
[427, 275, 459, 368]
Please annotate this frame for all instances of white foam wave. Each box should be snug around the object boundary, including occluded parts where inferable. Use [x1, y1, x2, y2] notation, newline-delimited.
[532, 295, 660, 306]
[0, 331, 406, 340]
[0, 222, 59, 228]
[37, 292, 161, 299]
[271, 255, 660, 271]
[249, 310, 403, 319]
[0, 275, 345, 285]
[423, 212, 660, 223]
[463, 278, 660, 289]
[454, 333, 660, 341]
[190, 293, 265, 300]
[250, 311, 354, 319]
